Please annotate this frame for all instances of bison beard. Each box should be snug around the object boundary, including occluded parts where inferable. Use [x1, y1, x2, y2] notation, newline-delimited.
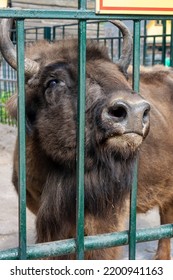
[36, 154, 136, 244]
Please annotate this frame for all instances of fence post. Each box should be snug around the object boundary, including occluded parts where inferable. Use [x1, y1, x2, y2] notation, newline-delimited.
[44, 26, 51, 41]
[170, 20, 173, 67]
[162, 20, 166, 65]
[16, 18, 27, 260]
[129, 20, 141, 260]
[76, 0, 87, 260]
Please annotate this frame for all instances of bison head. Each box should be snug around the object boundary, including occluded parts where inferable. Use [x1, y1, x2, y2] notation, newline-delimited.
[0, 19, 150, 165]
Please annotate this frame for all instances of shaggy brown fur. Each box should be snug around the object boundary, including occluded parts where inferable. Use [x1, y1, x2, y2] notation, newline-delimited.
[6, 40, 159, 260]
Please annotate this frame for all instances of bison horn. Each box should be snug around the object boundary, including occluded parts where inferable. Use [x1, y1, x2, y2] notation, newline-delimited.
[0, 18, 39, 77]
[110, 20, 133, 76]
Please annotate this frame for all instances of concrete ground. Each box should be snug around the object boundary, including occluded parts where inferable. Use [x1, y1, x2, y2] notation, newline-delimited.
[0, 123, 172, 259]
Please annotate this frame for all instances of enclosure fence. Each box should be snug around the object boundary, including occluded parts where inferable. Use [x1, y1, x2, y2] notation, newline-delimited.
[0, 3, 173, 260]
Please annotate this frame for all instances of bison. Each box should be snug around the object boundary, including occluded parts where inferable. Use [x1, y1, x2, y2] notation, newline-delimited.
[0, 19, 172, 260]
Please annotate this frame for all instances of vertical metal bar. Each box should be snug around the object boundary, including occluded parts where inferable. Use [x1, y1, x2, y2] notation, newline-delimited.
[132, 21, 140, 92]
[53, 26, 56, 40]
[36, 28, 38, 40]
[76, 0, 87, 260]
[104, 38, 106, 46]
[162, 20, 166, 65]
[16, 19, 27, 260]
[118, 29, 121, 59]
[78, 0, 86, 8]
[143, 20, 147, 65]
[97, 21, 100, 38]
[152, 37, 156, 65]
[170, 20, 173, 67]
[111, 38, 113, 60]
[62, 26, 65, 39]
[44, 27, 51, 41]
[129, 20, 141, 260]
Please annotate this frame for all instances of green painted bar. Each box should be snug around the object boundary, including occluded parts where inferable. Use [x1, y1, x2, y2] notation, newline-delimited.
[76, 1, 87, 260]
[170, 20, 173, 67]
[76, 19, 87, 260]
[43, 26, 51, 41]
[132, 21, 141, 92]
[0, 9, 173, 20]
[142, 20, 147, 65]
[0, 224, 172, 260]
[152, 37, 156, 65]
[78, 0, 86, 9]
[129, 20, 141, 260]
[129, 162, 138, 260]
[16, 19, 27, 260]
[162, 20, 166, 65]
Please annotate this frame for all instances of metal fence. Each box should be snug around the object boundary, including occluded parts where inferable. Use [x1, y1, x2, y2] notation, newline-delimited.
[0, 3, 173, 260]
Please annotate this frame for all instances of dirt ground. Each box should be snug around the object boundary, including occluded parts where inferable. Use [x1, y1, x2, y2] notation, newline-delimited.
[0, 123, 172, 259]
[0, 123, 35, 251]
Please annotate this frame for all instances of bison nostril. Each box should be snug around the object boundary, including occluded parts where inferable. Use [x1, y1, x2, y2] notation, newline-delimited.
[108, 106, 127, 121]
[143, 108, 150, 124]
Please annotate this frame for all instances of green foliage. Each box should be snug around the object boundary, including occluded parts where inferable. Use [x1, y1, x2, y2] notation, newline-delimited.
[0, 91, 9, 103]
[0, 91, 15, 125]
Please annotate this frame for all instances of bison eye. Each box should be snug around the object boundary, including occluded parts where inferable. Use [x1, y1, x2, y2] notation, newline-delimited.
[47, 79, 59, 89]
[46, 79, 65, 89]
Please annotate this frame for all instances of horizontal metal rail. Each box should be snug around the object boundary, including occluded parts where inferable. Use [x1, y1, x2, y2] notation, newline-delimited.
[0, 78, 16, 83]
[0, 9, 173, 20]
[0, 224, 172, 260]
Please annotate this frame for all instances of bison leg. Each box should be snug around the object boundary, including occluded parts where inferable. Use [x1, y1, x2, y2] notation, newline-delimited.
[155, 202, 173, 260]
